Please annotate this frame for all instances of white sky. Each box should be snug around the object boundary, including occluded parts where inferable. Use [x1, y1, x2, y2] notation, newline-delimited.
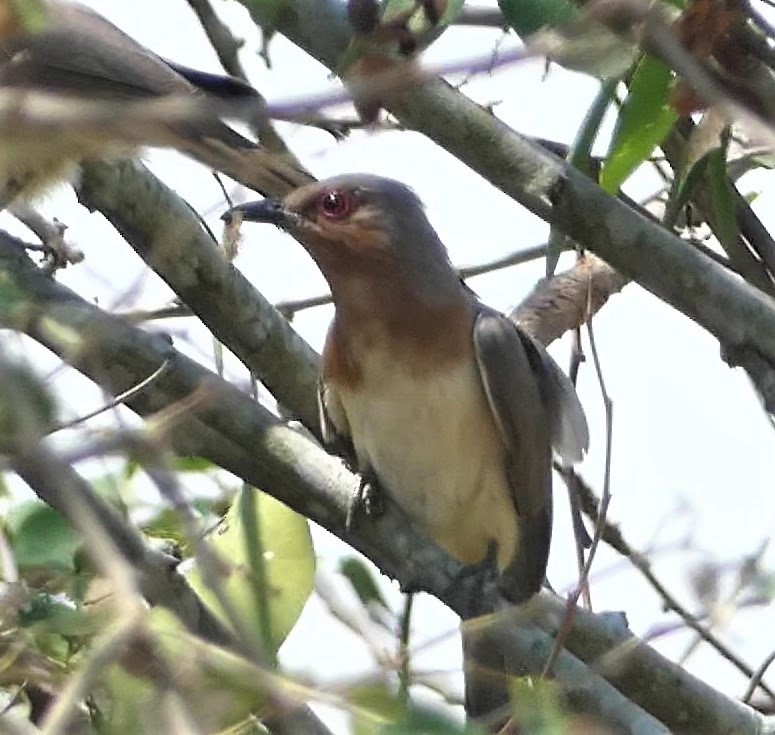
[3, 0, 775, 726]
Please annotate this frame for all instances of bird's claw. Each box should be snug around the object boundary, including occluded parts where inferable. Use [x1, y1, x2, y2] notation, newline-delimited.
[453, 541, 500, 615]
[346, 469, 384, 531]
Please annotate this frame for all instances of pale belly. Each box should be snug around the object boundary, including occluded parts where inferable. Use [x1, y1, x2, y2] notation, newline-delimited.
[336, 357, 519, 568]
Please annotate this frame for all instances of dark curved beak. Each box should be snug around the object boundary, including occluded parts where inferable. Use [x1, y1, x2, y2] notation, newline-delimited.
[221, 198, 288, 226]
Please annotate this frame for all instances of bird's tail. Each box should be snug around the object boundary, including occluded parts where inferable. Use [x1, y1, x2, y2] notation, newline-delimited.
[178, 124, 316, 200]
[462, 594, 552, 730]
[462, 616, 514, 729]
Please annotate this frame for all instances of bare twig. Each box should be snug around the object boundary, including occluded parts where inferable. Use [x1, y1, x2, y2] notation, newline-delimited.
[275, 243, 548, 318]
[9, 204, 83, 272]
[565, 467, 775, 702]
[743, 648, 775, 703]
[397, 593, 414, 705]
[541, 315, 613, 680]
[50, 359, 171, 433]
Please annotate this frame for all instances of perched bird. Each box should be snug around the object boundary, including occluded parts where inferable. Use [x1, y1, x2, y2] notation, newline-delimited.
[228, 174, 588, 721]
[0, 0, 313, 207]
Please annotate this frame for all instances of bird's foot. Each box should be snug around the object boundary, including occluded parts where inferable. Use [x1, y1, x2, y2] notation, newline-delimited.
[346, 468, 384, 531]
[454, 541, 500, 616]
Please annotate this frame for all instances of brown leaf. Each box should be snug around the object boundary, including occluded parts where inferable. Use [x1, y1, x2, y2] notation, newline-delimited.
[672, 0, 743, 60]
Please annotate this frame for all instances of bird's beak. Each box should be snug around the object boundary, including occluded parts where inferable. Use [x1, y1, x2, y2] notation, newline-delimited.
[222, 198, 289, 227]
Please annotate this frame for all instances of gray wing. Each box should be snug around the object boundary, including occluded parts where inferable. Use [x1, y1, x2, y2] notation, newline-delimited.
[518, 329, 589, 463]
[0, 2, 192, 98]
[0, 3, 264, 143]
[0, 2, 313, 198]
[317, 379, 358, 471]
[473, 310, 553, 601]
[473, 309, 588, 601]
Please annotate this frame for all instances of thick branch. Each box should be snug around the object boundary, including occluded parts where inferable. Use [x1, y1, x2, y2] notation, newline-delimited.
[77, 158, 321, 433]
[511, 254, 627, 345]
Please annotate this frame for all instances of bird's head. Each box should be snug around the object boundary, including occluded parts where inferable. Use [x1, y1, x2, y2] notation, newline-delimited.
[224, 174, 459, 302]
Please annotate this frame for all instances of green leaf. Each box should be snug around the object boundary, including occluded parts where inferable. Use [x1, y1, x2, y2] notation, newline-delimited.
[599, 57, 678, 193]
[706, 147, 739, 256]
[172, 455, 213, 473]
[7, 501, 82, 572]
[141, 507, 188, 548]
[19, 593, 101, 644]
[187, 489, 315, 656]
[665, 148, 715, 228]
[547, 78, 617, 275]
[498, 0, 578, 38]
[350, 685, 479, 735]
[508, 677, 565, 735]
[101, 609, 279, 734]
[339, 556, 391, 614]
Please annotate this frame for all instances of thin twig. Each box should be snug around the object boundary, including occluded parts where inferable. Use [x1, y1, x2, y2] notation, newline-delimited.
[275, 243, 548, 317]
[397, 593, 414, 706]
[50, 359, 171, 433]
[566, 467, 775, 702]
[743, 647, 775, 703]
[567, 326, 592, 608]
[120, 304, 195, 323]
[541, 315, 613, 679]
[184, 0, 290, 153]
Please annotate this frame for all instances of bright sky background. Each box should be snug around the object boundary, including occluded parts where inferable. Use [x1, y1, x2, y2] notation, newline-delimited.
[3, 0, 775, 727]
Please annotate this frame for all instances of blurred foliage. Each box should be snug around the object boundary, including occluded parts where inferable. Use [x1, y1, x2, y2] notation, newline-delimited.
[188, 488, 315, 659]
[498, 0, 578, 38]
[349, 684, 482, 735]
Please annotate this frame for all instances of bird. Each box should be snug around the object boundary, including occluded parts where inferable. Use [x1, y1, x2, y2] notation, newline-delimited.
[0, 0, 314, 208]
[226, 173, 588, 723]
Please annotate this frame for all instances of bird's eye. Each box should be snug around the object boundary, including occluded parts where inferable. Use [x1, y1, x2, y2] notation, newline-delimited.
[318, 190, 353, 220]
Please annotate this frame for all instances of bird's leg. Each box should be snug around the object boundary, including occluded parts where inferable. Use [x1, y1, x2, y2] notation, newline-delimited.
[346, 467, 385, 531]
[453, 541, 500, 615]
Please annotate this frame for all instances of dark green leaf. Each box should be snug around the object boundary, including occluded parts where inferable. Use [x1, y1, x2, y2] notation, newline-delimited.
[340, 556, 391, 613]
[349, 685, 480, 735]
[665, 148, 715, 227]
[498, 0, 578, 37]
[707, 147, 739, 256]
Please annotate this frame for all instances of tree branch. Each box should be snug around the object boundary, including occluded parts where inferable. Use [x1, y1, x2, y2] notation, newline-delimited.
[77, 158, 322, 434]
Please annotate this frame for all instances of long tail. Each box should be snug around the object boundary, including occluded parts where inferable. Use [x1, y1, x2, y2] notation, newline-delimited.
[180, 124, 316, 199]
[462, 616, 514, 730]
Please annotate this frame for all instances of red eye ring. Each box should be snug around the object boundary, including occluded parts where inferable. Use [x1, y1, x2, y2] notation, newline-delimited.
[318, 190, 353, 220]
